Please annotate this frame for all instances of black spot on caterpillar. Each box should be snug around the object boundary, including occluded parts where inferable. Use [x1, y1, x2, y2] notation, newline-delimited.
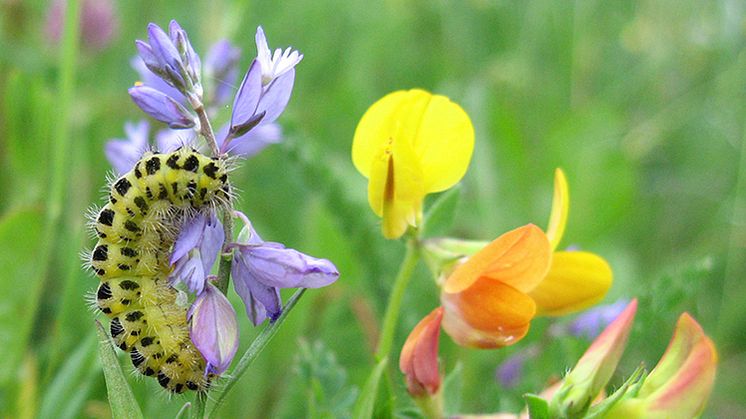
[89, 148, 229, 393]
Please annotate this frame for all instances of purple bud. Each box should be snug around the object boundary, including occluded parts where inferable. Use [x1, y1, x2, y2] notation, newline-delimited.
[190, 283, 239, 375]
[147, 22, 182, 75]
[168, 20, 201, 83]
[128, 85, 195, 129]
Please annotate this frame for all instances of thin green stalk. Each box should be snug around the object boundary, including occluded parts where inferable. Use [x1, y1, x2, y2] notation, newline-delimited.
[375, 237, 420, 360]
[208, 288, 307, 417]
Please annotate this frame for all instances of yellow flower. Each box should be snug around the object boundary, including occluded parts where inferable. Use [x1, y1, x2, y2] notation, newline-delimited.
[528, 168, 613, 316]
[352, 89, 474, 239]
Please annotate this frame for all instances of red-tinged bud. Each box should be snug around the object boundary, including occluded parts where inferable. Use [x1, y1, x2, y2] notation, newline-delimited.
[400, 307, 444, 398]
[550, 299, 637, 417]
[605, 313, 717, 418]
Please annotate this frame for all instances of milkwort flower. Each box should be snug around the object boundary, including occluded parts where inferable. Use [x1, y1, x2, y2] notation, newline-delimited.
[220, 27, 302, 157]
[228, 212, 339, 325]
[169, 213, 224, 295]
[352, 89, 475, 239]
[189, 281, 239, 375]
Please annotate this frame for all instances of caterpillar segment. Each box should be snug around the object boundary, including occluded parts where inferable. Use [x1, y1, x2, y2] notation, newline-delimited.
[89, 148, 228, 393]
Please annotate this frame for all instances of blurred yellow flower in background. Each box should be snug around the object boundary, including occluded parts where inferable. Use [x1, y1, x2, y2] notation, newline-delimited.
[352, 89, 474, 239]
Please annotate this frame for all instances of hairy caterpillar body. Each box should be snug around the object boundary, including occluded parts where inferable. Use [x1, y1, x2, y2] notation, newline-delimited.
[89, 148, 229, 393]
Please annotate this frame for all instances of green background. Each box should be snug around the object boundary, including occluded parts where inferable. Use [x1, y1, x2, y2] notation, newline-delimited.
[0, 0, 744, 417]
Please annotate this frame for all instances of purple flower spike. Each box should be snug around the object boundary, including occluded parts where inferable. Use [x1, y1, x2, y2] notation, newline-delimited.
[569, 299, 629, 340]
[104, 120, 150, 175]
[135, 21, 202, 105]
[129, 85, 196, 129]
[170, 213, 224, 295]
[190, 282, 239, 375]
[230, 219, 339, 325]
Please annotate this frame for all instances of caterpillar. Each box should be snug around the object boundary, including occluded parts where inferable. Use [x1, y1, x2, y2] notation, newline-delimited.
[89, 147, 229, 393]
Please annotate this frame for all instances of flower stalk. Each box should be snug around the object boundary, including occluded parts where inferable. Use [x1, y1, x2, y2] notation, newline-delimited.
[375, 233, 421, 360]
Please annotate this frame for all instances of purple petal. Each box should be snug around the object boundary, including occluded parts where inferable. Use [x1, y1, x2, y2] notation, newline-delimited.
[170, 215, 208, 264]
[170, 252, 205, 294]
[135, 40, 160, 72]
[190, 283, 239, 375]
[155, 128, 196, 153]
[243, 243, 339, 289]
[569, 299, 630, 340]
[255, 68, 294, 125]
[104, 120, 150, 175]
[131, 56, 186, 105]
[199, 214, 225, 276]
[230, 60, 262, 129]
[224, 123, 282, 157]
[128, 85, 195, 128]
[232, 251, 282, 324]
[169, 20, 201, 81]
[147, 22, 181, 74]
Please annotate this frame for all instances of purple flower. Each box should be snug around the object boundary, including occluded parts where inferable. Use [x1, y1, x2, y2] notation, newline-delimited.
[189, 282, 239, 375]
[129, 85, 196, 129]
[105, 120, 150, 175]
[170, 213, 224, 295]
[135, 20, 202, 104]
[255, 26, 303, 85]
[569, 299, 629, 340]
[131, 56, 185, 105]
[230, 220, 339, 325]
[222, 27, 302, 153]
[204, 40, 242, 108]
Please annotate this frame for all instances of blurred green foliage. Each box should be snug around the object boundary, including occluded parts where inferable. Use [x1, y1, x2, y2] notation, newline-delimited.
[1, 0, 745, 417]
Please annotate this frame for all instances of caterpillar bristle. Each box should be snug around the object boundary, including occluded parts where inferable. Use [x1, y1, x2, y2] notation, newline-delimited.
[88, 149, 229, 393]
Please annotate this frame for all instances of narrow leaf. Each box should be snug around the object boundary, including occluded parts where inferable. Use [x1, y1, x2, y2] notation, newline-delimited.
[352, 357, 389, 419]
[38, 333, 96, 419]
[95, 321, 144, 419]
[209, 288, 306, 417]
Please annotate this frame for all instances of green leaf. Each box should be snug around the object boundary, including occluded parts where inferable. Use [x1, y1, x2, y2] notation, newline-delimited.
[95, 320, 144, 419]
[585, 366, 647, 419]
[0, 209, 45, 388]
[352, 357, 389, 419]
[38, 333, 97, 419]
[296, 340, 359, 418]
[422, 185, 462, 237]
[209, 288, 307, 417]
[524, 393, 550, 419]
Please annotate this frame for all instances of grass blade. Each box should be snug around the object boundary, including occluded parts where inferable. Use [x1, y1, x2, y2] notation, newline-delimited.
[95, 320, 144, 419]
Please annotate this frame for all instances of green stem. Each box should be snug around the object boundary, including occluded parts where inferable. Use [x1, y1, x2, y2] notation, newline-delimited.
[192, 393, 205, 419]
[375, 237, 420, 360]
[215, 209, 234, 294]
[208, 288, 307, 417]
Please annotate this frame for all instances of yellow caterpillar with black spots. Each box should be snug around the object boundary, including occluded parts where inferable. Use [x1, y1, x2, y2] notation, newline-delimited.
[89, 147, 229, 393]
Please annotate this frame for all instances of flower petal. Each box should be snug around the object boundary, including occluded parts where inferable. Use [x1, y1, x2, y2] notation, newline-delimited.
[128, 85, 195, 129]
[255, 68, 294, 125]
[223, 123, 282, 157]
[444, 224, 551, 295]
[546, 168, 569, 251]
[170, 215, 207, 264]
[441, 277, 535, 348]
[190, 283, 239, 375]
[530, 251, 612, 317]
[245, 243, 339, 289]
[230, 59, 262, 130]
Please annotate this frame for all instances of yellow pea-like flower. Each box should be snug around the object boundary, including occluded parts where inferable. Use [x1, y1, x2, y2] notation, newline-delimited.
[352, 89, 475, 239]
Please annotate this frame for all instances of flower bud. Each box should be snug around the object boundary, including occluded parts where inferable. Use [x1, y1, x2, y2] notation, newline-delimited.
[605, 313, 717, 418]
[189, 282, 239, 375]
[399, 307, 444, 398]
[550, 299, 637, 417]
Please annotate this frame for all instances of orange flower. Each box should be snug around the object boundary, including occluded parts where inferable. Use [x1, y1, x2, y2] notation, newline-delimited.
[440, 224, 552, 348]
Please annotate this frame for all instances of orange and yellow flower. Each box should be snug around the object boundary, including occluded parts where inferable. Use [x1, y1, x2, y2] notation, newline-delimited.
[439, 169, 613, 348]
[352, 89, 474, 239]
